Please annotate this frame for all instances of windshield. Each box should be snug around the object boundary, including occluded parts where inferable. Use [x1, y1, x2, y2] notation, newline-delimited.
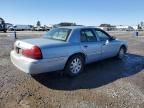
[43, 28, 71, 41]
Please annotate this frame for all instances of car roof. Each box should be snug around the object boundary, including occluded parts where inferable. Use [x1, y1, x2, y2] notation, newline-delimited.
[58, 26, 101, 30]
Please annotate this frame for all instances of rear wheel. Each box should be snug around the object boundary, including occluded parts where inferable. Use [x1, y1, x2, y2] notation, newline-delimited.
[65, 55, 85, 77]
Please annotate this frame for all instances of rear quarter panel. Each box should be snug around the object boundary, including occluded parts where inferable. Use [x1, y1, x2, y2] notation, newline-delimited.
[41, 43, 82, 60]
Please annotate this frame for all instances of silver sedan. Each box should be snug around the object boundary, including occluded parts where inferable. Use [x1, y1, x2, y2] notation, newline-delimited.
[10, 26, 128, 76]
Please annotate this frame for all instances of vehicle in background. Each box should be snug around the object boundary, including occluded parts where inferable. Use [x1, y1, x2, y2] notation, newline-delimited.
[8, 26, 15, 31]
[33, 26, 45, 31]
[0, 18, 7, 32]
[53, 22, 77, 28]
[12, 25, 33, 31]
[5, 23, 13, 30]
[33, 26, 51, 31]
[43, 25, 51, 31]
[8, 25, 50, 31]
[11, 26, 128, 77]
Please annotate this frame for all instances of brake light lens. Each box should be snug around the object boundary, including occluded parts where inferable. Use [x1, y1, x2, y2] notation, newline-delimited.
[22, 46, 42, 59]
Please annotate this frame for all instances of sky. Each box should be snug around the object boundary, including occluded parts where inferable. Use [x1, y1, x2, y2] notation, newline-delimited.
[0, 0, 144, 26]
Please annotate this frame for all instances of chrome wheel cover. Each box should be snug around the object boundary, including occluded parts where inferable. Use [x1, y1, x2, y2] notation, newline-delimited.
[70, 58, 82, 74]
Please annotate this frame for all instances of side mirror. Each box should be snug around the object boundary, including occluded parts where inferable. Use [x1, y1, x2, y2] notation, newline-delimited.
[105, 40, 109, 45]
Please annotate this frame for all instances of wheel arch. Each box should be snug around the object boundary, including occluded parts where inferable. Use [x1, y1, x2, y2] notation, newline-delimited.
[65, 52, 86, 68]
[120, 44, 127, 53]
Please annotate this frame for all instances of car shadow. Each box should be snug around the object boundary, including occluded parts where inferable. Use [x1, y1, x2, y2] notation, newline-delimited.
[32, 53, 144, 90]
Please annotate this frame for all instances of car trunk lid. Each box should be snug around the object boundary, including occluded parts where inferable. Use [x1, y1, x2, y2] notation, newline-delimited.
[14, 38, 66, 56]
[21, 38, 65, 48]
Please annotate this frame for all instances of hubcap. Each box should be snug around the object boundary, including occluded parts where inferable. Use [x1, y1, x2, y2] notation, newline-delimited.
[119, 48, 125, 58]
[70, 58, 82, 74]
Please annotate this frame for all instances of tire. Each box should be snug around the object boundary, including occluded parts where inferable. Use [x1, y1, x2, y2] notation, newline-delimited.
[116, 47, 126, 59]
[4, 30, 7, 33]
[65, 55, 85, 77]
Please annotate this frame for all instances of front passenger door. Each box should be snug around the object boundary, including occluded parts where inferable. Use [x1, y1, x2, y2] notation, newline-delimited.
[94, 29, 118, 59]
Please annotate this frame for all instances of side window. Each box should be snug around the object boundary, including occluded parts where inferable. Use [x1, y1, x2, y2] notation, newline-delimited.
[81, 29, 97, 42]
[94, 30, 110, 41]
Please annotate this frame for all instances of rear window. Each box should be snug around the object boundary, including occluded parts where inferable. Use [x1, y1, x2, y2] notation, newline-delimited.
[43, 28, 71, 41]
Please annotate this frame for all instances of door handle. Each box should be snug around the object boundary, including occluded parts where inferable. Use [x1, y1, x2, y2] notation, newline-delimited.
[83, 45, 88, 48]
[103, 43, 107, 46]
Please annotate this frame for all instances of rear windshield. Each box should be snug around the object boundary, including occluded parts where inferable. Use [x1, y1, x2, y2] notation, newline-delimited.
[43, 28, 71, 41]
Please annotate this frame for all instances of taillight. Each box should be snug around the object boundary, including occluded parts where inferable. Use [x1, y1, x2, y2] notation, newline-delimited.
[22, 46, 42, 59]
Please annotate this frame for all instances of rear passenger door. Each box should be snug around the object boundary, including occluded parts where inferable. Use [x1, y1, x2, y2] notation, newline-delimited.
[80, 29, 102, 63]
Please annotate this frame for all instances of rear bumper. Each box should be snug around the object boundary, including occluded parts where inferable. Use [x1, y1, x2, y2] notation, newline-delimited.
[10, 51, 67, 74]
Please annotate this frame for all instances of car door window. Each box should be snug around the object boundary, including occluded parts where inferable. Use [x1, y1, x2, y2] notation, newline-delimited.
[94, 30, 110, 41]
[81, 29, 97, 42]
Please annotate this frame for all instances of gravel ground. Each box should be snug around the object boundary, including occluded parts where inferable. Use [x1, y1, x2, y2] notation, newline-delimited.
[0, 31, 144, 108]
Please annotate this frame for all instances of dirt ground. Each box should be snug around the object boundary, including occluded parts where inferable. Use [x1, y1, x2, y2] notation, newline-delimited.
[0, 31, 144, 108]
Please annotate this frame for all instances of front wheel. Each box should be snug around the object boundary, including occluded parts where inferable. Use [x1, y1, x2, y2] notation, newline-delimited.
[116, 47, 126, 59]
[65, 55, 85, 77]
[3, 29, 7, 33]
